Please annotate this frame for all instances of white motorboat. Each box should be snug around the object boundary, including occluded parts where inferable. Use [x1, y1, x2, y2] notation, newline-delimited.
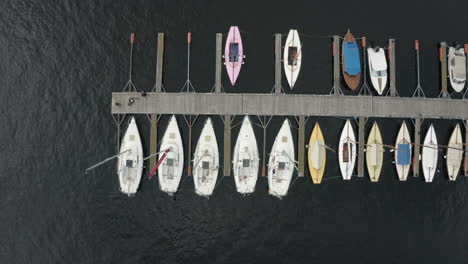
[367, 47, 388, 95]
[448, 46, 466, 92]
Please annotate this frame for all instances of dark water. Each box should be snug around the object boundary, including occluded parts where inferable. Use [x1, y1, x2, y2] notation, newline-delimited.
[2, 0, 468, 263]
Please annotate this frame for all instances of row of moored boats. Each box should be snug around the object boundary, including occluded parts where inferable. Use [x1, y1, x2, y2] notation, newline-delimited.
[117, 116, 466, 198]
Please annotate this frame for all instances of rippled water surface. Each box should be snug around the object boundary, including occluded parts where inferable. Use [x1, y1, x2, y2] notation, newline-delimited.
[2, 0, 468, 263]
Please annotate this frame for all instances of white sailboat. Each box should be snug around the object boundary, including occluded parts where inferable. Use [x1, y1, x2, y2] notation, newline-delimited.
[283, 29, 302, 89]
[394, 121, 412, 181]
[422, 124, 438, 182]
[268, 119, 295, 198]
[158, 115, 184, 195]
[446, 124, 463, 181]
[193, 118, 219, 197]
[117, 117, 143, 196]
[233, 116, 259, 194]
[338, 119, 356, 180]
[367, 47, 388, 95]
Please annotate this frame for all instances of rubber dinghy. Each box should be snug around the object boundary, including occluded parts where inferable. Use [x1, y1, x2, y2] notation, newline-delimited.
[448, 46, 466, 92]
[268, 119, 295, 198]
[367, 47, 388, 95]
[394, 121, 412, 181]
[308, 123, 326, 184]
[422, 124, 438, 182]
[366, 122, 384, 182]
[342, 30, 361, 90]
[283, 29, 302, 89]
[338, 119, 356, 180]
[158, 115, 184, 195]
[193, 118, 219, 197]
[232, 116, 259, 194]
[224, 26, 244, 86]
[118, 117, 143, 196]
[446, 124, 463, 181]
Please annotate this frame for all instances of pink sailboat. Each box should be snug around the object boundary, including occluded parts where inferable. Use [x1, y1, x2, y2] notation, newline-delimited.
[224, 26, 244, 86]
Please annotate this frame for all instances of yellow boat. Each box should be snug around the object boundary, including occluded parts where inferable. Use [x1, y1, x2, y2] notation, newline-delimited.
[366, 122, 384, 182]
[308, 123, 326, 184]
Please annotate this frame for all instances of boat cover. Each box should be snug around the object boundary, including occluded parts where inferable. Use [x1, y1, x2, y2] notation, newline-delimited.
[453, 53, 466, 79]
[397, 144, 410, 165]
[343, 41, 361, 75]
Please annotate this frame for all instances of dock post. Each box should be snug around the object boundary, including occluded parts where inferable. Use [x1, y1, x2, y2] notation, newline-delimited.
[332, 35, 342, 95]
[223, 115, 231, 176]
[149, 33, 164, 170]
[215, 33, 222, 93]
[439, 42, 449, 98]
[413, 118, 421, 177]
[274, 33, 282, 93]
[357, 117, 365, 177]
[298, 116, 305, 177]
[388, 39, 397, 96]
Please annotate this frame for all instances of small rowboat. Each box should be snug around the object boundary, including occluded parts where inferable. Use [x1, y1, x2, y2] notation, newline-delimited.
[342, 30, 361, 90]
[422, 124, 438, 182]
[268, 119, 295, 198]
[394, 121, 412, 181]
[224, 26, 244, 86]
[366, 122, 383, 182]
[193, 118, 219, 197]
[158, 115, 184, 195]
[446, 124, 463, 181]
[283, 29, 302, 89]
[233, 116, 259, 194]
[118, 117, 143, 196]
[338, 119, 356, 180]
[448, 46, 466, 92]
[367, 47, 388, 95]
[308, 123, 326, 184]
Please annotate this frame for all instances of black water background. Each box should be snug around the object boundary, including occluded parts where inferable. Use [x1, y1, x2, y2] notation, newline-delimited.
[2, 0, 468, 263]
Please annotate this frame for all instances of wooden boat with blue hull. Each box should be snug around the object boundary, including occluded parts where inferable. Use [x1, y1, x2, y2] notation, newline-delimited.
[394, 121, 412, 181]
[342, 30, 361, 90]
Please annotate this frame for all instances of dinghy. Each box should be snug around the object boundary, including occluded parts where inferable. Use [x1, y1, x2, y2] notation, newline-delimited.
[448, 46, 466, 92]
[118, 117, 143, 196]
[283, 29, 302, 89]
[367, 47, 388, 95]
[268, 119, 295, 198]
[158, 115, 184, 195]
[422, 124, 438, 182]
[224, 26, 244, 86]
[193, 118, 219, 197]
[446, 124, 463, 181]
[394, 121, 412, 181]
[308, 123, 326, 184]
[366, 122, 383, 182]
[232, 116, 259, 194]
[338, 119, 356, 180]
[342, 30, 361, 90]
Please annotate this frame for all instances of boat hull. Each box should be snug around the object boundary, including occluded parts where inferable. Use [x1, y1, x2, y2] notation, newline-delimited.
[283, 29, 302, 89]
[118, 117, 143, 195]
[308, 123, 326, 184]
[448, 47, 466, 92]
[233, 116, 259, 194]
[158, 115, 184, 195]
[446, 124, 463, 181]
[193, 118, 219, 197]
[366, 122, 383, 182]
[394, 121, 412, 181]
[268, 119, 295, 198]
[342, 31, 361, 90]
[367, 47, 388, 95]
[224, 26, 244, 86]
[422, 124, 438, 182]
[338, 119, 356, 180]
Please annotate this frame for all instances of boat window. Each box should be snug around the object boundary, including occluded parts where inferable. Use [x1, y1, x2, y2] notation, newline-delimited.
[229, 43, 239, 62]
[202, 161, 210, 169]
[170, 133, 175, 139]
[278, 162, 286, 170]
[343, 144, 349, 162]
[242, 159, 250, 167]
[288, 47, 298, 66]
[166, 158, 174, 166]
[205, 135, 211, 142]
[282, 136, 288, 142]
[129, 135, 135, 141]
[126, 160, 134, 167]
